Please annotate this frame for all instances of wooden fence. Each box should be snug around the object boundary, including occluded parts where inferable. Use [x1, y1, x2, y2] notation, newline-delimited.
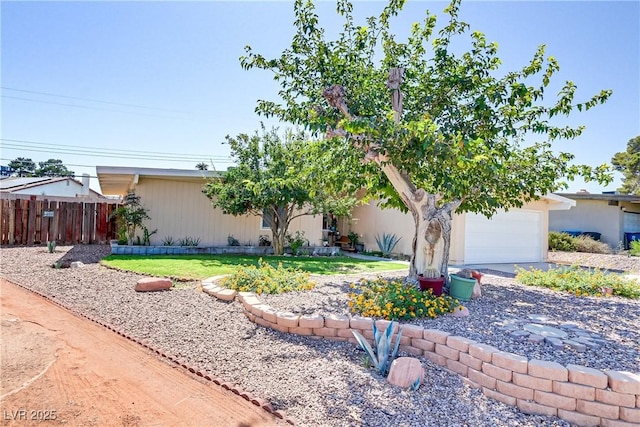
[0, 196, 119, 246]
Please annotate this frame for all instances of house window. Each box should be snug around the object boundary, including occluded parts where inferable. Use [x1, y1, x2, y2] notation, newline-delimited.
[262, 206, 285, 229]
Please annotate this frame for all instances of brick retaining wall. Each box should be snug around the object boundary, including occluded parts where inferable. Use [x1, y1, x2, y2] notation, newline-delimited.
[201, 277, 640, 427]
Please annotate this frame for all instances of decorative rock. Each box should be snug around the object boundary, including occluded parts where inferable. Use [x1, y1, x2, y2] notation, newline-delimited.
[564, 340, 587, 352]
[523, 323, 568, 339]
[387, 357, 425, 389]
[135, 277, 172, 292]
[528, 334, 545, 344]
[509, 330, 530, 341]
[70, 261, 85, 268]
[545, 337, 564, 350]
[450, 306, 469, 317]
[559, 323, 580, 330]
[472, 281, 482, 299]
[528, 314, 550, 323]
[572, 337, 600, 349]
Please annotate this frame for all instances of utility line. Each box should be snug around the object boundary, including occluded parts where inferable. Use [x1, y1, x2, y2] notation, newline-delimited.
[2, 95, 188, 119]
[0, 158, 222, 174]
[1, 138, 231, 161]
[1, 145, 234, 163]
[1, 86, 188, 113]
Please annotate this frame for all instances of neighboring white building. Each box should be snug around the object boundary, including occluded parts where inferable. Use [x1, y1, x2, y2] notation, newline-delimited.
[0, 174, 103, 198]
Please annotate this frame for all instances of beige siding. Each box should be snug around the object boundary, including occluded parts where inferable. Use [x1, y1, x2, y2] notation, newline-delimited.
[349, 203, 415, 255]
[134, 177, 322, 246]
[549, 199, 625, 247]
[351, 199, 550, 263]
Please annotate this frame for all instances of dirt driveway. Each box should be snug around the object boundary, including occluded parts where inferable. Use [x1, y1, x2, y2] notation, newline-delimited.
[0, 279, 283, 427]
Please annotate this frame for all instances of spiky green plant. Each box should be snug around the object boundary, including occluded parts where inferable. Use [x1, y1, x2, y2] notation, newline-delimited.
[161, 236, 175, 246]
[410, 376, 422, 391]
[46, 240, 56, 253]
[374, 233, 402, 257]
[351, 321, 403, 377]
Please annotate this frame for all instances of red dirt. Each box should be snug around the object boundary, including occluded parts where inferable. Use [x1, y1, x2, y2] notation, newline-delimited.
[0, 279, 283, 427]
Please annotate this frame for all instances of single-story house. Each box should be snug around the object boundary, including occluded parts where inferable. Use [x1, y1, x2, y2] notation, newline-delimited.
[0, 174, 103, 198]
[96, 166, 575, 264]
[549, 191, 640, 249]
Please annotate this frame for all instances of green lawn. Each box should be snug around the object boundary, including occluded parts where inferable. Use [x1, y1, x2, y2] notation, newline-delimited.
[101, 254, 408, 280]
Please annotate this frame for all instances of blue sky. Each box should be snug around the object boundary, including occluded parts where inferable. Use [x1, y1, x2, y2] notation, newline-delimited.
[2, 0, 638, 194]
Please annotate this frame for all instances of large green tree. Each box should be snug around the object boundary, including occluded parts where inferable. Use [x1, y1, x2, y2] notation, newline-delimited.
[611, 136, 640, 195]
[240, 0, 612, 280]
[202, 127, 364, 255]
[34, 159, 75, 177]
[7, 157, 36, 177]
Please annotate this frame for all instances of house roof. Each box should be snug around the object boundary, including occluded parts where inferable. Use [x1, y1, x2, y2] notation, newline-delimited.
[543, 193, 576, 210]
[0, 176, 103, 197]
[554, 192, 640, 204]
[96, 166, 220, 195]
[0, 176, 66, 190]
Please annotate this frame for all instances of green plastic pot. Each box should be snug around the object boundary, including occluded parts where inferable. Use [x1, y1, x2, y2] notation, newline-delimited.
[448, 274, 477, 302]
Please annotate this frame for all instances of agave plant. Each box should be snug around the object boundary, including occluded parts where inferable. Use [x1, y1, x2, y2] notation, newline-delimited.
[374, 233, 402, 257]
[351, 321, 404, 377]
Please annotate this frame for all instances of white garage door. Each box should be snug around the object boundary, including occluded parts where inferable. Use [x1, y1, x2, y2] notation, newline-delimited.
[464, 209, 543, 264]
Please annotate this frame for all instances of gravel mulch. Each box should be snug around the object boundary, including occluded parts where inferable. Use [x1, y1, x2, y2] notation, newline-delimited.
[1, 245, 638, 427]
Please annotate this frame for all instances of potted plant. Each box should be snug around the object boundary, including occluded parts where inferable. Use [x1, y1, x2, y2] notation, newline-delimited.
[449, 270, 477, 302]
[418, 267, 445, 296]
[348, 231, 360, 251]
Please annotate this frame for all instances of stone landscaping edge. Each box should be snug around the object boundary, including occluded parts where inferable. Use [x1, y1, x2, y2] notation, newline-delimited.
[2, 277, 296, 426]
[202, 276, 640, 427]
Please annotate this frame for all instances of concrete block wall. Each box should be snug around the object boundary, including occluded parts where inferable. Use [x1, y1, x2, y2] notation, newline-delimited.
[110, 242, 340, 256]
[201, 277, 640, 427]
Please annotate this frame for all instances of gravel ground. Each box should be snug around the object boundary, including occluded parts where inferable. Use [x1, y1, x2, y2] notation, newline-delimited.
[2, 245, 639, 427]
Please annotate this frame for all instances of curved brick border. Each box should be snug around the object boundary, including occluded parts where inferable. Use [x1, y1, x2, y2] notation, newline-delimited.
[202, 276, 640, 427]
[3, 278, 296, 426]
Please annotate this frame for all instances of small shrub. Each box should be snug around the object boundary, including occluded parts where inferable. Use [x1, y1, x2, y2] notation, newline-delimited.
[162, 236, 175, 246]
[573, 235, 611, 254]
[142, 227, 157, 246]
[258, 235, 271, 247]
[515, 266, 640, 299]
[629, 240, 640, 257]
[227, 235, 240, 246]
[287, 230, 308, 255]
[348, 278, 459, 320]
[374, 233, 402, 257]
[221, 259, 314, 294]
[178, 236, 201, 247]
[46, 240, 56, 253]
[548, 231, 576, 252]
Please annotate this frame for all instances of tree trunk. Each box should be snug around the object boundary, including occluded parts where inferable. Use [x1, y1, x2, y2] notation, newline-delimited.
[408, 195, 456, 281]
[272, 233, 285, 255]
[271, 225, 287, 255]
[379, 164, 459, 281]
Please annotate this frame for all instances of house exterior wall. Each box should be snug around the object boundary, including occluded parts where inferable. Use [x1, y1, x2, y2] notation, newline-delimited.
[133, 177, 322, 246]
[549, 199, 626, 247]
[351, 199, 551, 264]
[8, 180, 84, 197]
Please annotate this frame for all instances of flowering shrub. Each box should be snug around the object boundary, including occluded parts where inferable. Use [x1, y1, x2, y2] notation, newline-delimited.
[515, 266, 640, 299]
[221, 259, 314, 294]
[348, 278, 459, 320]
